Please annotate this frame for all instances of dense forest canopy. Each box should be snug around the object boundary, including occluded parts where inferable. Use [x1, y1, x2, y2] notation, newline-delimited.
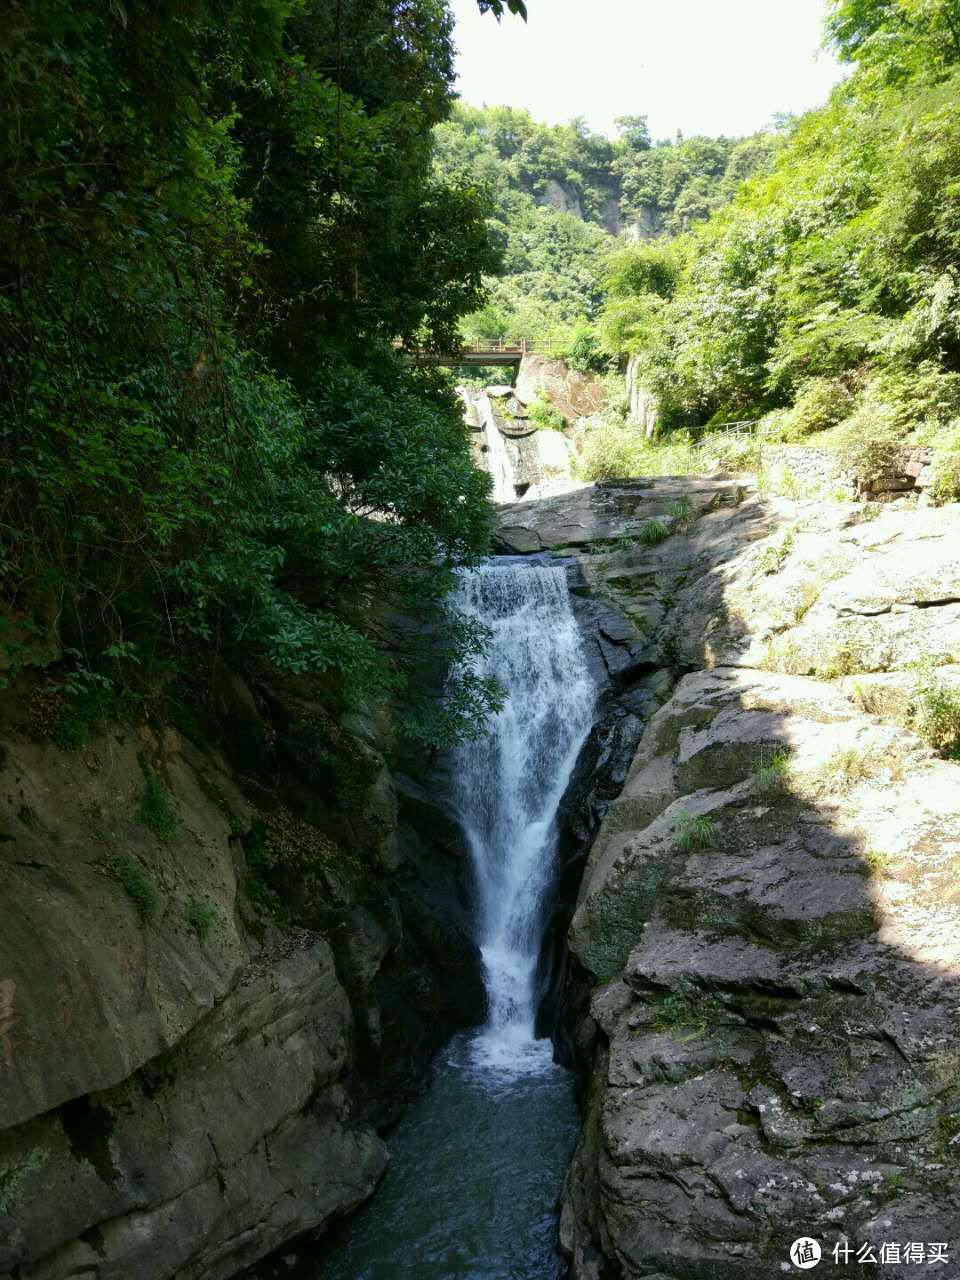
[0, 0, 522, 746]
[595, 0, 960, 470]
[6, 0, 960, 745]
[433, 103, 778, 354]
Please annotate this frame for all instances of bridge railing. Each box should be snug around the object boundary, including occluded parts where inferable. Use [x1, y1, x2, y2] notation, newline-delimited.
[394, 338, 536, 356]
[462, 338, 536, 354]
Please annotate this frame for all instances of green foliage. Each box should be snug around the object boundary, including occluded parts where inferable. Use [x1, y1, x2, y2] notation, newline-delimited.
[751, 749, 792, 794]
[50, 672, 124, 750]
[830, 402, 905, 483]
[672, 809, 717, 852]
[0, 0, 505, 748]
[615, 130, 779, 238]
[528, 398, 567, 431]
[109, 856, 159, 924]
[810, 744, 899, 792]
[576, 423, 759, 483]
[186, 903, 219, 943]
[762, 378, 856, 442]
[434, 104, 777, 356]
[595, 18, 960, 451]
[910, 661, 960, 755]
[137, 773, 176, 843]
[477, 0, 528, 18]
[241, 822, 284, 921]
[670, 497, 693, 521]
[635, 519, 670, 546]
[756, 529, 795, 575]
[930, 452, 960, 503]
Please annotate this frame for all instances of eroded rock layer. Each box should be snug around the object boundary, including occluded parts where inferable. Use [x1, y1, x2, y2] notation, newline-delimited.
[499, 482, 960, 1279]
[0, 684, 482, 1279]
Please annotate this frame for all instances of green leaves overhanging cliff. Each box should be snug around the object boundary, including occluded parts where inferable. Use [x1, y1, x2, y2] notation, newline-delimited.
[0, 0, 507, 745]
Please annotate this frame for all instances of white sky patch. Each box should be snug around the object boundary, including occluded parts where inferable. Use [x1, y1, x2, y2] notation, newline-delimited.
[450, 0, 848, 140]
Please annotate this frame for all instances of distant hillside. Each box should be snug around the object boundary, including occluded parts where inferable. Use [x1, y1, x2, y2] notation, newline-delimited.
[432, 104, 779, 353]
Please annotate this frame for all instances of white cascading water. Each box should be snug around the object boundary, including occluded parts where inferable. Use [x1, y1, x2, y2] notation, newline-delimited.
[452, 560, 595, 1073]
[477, 392, 517, 504]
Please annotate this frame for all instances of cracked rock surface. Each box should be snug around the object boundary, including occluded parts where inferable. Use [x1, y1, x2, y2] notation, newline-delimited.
[498, 484, 960, 1280]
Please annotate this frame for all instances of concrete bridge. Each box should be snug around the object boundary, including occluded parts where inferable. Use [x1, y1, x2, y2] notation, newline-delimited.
[399, 339, 534, 369]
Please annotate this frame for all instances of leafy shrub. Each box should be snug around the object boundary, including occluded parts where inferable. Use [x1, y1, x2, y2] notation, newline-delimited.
[698, 432, 761, 473]
[241, 822, 284, 920]
[929, 453, 960, 505]
[578, 424, 646, 481]
[51, 679, 123, 750]
[0, 2, 502, 753]
[187, 903, 219, 942]
[527, 397, 566, 431]
[830, 404, 904, 486]
[911, 663, 960, 756]
[578, 424, 700, 481]
[109, 856, 158, 923]
[876, 364, 960, 436]
[284, 714, 378, 808]
[137, 773, 176, 843]
[566, 326, 607, 374]
[764, 377, 855, 442]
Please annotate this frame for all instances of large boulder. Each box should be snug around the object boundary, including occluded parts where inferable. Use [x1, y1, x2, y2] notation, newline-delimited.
[563, 665, 960, 1279]
[514, 354, 607, 422]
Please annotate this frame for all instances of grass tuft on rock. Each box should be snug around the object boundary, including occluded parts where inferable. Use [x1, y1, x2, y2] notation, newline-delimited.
[137, 772, 176, 843]
[672, 809, 717, 852]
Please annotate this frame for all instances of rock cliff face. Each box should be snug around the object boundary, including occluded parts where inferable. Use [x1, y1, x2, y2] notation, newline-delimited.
[498, 482, 960, 1278]
[0, 678, 482, 1279]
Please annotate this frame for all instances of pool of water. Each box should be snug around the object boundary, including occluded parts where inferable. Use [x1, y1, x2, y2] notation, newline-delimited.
[311, 1031, 579, 1280]
[275, 560, 591, 1280]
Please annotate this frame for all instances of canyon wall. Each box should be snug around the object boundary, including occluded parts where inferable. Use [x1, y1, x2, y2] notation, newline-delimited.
[0, 676, 483, 1279]
[496, 481, 960, 1278]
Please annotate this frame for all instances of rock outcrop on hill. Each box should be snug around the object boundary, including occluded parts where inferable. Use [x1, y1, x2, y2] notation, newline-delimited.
[0, 681, 482, 1280]
[497, 482, 960, 1278]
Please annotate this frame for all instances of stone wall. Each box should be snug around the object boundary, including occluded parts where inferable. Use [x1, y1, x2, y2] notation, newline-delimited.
[760, 443, 845, 491]
[759, 441, 945, 502]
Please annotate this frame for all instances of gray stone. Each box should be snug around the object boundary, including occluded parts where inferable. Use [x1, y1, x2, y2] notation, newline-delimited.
[551, 479, 960, 1280]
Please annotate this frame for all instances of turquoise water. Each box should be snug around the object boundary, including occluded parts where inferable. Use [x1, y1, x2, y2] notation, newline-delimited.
[312, 1032, 579, 1280]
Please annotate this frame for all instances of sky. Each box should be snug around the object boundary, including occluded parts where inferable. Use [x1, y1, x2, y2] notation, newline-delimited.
[449, 0, 848, 141]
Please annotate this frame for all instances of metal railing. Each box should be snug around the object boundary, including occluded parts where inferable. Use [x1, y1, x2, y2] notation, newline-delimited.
[463, 338, 536, 354]
[394, 338, 536, 356]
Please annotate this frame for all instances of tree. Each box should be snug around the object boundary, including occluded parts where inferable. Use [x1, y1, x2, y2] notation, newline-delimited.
[0, 0, 506, 745]
[615, 114, 652, 151]
[477, 0, 528, 17]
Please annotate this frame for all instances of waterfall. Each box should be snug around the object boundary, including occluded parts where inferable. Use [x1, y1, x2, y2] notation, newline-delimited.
[451, 560, 595, 1074]
[477, 392, 517, 504]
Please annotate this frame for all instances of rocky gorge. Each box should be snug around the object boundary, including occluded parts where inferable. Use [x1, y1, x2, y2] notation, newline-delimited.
[2, 461, 960, 1280]
[494, 479, 960, 1277]
[0, 673, 485, 1279]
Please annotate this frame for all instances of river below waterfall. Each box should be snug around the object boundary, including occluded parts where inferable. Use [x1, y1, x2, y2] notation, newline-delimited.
[311, 560, 595, 1279]
[316, 1034, 579, 1279]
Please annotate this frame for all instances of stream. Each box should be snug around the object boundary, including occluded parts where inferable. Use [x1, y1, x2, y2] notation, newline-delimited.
[315, 560, 595, 1279]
